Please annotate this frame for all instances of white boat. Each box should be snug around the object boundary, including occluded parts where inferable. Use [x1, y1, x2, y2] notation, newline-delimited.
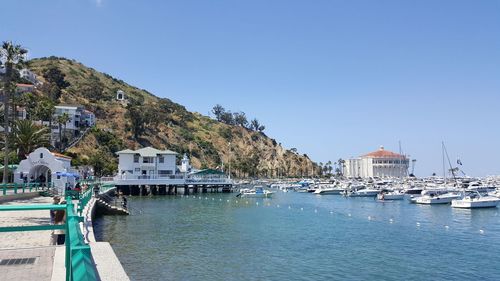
[237, 187, 274, 198]
[452, 191, 500, 209]
[415, 192, 461, 204]
[314, 187, 344, 195]
[346, 188, 379, 197]
[377, 191, 405, 200]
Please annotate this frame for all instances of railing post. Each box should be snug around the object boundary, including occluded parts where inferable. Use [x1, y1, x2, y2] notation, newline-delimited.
[22, 183, 26, 193]
[65, 196, 72, 281]
[14, 183, 17, 194]
[2, 184, 5, 195]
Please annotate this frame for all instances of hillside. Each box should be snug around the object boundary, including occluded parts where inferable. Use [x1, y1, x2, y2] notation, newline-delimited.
[27, 57, 319, 177]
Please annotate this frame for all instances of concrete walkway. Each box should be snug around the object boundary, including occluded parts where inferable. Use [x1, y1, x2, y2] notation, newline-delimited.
[0, 246, 57, 281]
[0, 197, 59, 281]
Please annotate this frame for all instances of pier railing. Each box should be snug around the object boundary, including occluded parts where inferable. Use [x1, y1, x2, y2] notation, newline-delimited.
[1, 182, 54, 196]
[0, 182, 105, 281]
[0, 195, 98, 281]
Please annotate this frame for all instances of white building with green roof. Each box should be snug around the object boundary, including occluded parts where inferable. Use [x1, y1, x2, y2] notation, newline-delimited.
[116, 147, 178, 179]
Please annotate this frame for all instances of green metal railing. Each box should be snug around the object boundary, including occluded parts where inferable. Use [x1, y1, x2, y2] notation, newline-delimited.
[0, 180, 113, 281]
[1, 182, 54, 195]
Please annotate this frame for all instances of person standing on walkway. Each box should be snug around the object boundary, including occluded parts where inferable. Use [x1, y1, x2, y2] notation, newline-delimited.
[50, 196, 60, 224]
[52, 201, 66, 245]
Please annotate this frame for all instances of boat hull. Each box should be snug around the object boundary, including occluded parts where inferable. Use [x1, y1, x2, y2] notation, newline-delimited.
[451, 199, 500, 209]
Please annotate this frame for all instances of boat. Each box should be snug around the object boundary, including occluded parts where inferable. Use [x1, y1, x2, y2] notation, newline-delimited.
[414, 192, 461, 204]
[237, 187, 274, 198]
[377, 190, 405, 200]
[451, 191, 500, 209]
[345, 188, 379, 197]
[314, 187, 344, 195]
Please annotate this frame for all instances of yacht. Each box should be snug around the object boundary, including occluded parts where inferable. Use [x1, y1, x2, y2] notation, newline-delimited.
[377, 190, 405, 200]
[237, 187, 274, 198]
[345, 188, 379, 197]
[314, 186, 344, 195]
[414, 192, 461, 204]
[451, 191, 500, 209]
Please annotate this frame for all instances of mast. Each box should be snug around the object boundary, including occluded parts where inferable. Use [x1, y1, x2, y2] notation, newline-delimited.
[442, 142, 446, 183]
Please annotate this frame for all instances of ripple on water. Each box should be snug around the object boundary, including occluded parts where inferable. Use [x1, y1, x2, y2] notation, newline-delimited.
[94, 193, 500, 281]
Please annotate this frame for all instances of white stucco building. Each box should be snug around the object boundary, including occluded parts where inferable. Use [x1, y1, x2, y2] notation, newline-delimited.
[19, 68, 38, 84]
[14, 147, 79, 192]
[344, 146, 409, 178]
[116, 147, 178, 179]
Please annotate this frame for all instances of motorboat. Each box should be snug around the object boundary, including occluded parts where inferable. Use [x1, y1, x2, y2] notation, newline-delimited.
[314, 187, 344, 195]
[414, 192, 461, 204]
[237, 187, 274, 198]
[451, 191, 500, 209]
[377, 190, 405, 200]
[345, 188, 379, 197]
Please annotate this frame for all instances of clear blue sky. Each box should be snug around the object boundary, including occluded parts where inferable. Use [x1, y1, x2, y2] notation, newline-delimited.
[2, 0, 499, 176]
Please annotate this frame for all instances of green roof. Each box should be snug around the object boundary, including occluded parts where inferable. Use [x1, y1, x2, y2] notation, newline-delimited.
[0, 164, 19, 170]
[189, 169, 225, 176]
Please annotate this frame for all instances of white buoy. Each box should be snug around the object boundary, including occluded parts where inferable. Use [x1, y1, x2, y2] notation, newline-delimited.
[389, 218, 394, 224]
[348, 213, 351, 217]
[220, 198, 222, 201]
[330, 211, 333, 214]
[314, 209, 318, 213]
[445, 225, 449, 230]
[479, 229, 485, 234]
[416, 222, 421, 227]
[288, 206, 291, 209]
[368, 216, 372, 221]
[235, 200, 238, 203]
[256, 202, 259, 206]
[277, 204, 280, 208]
[300, 207, 304, 211]
[227, 200, 230, 202]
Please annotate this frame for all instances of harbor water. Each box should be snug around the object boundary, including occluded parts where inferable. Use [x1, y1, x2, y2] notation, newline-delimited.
[93, 192, 500, 281]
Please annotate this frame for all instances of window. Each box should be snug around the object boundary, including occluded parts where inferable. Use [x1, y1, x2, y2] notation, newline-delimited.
[134, 168, 140, 172]
[159, 156, 164, 163]
[143, 157, 153, 163]
[40, 153, 43, 159]
[133, 155, 139, 163]
[158, 170, 173, 175]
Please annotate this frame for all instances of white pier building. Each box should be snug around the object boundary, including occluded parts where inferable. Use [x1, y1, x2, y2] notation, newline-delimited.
[113, 147, 231, 192]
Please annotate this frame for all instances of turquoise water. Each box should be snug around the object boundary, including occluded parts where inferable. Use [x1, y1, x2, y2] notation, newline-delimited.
[94, 192, 500, 281]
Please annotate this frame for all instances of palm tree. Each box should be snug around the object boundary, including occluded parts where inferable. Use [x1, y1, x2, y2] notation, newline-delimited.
[11, 119, 49, 159]
[56, 113, 70, 151]
[1, 41, 28, 183]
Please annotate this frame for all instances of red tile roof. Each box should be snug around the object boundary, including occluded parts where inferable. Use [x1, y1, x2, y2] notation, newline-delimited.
[51, 152, 72, 160]
[16, 83, 34, 87]
[362, 146, 405, 159]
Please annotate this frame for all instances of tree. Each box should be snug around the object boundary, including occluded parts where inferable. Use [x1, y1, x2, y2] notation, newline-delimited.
[258, 125, 265, 132]
[212, 104, 225, 121]
[250, 118, 260, 131]
[233, 112, 248, 128]
[219, 111, 234, 125]
[34, 99, 56, 131]
[56, 113, 70, 151]
[11, 119, 49, 159]
[0, 41, 27, 183]
[126, 104, 147, 139]
[42, 66, 69, 89]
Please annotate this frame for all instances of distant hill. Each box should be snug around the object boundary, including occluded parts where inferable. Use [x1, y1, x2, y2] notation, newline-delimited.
[27, 57, 319, 177]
